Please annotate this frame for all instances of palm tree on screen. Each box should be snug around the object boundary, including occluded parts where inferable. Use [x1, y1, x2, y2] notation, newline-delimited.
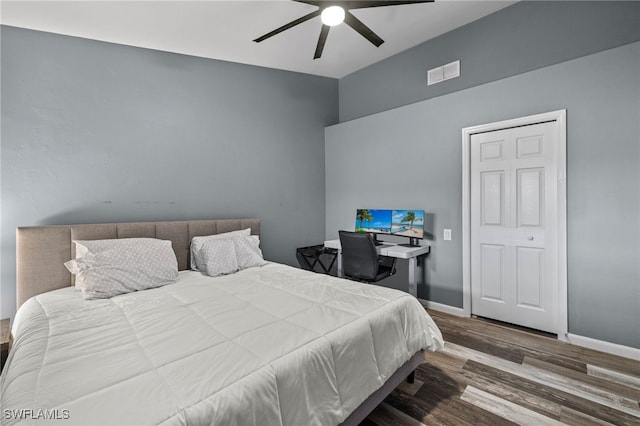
[356, 209, 373, 231]
[401, 211, 416, 230]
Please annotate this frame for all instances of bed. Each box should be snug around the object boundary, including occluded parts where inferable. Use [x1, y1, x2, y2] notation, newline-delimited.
[1, 218, 443, 426]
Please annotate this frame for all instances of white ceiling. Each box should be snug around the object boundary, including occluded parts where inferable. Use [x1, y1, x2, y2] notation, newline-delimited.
[0, 0, 515, 78]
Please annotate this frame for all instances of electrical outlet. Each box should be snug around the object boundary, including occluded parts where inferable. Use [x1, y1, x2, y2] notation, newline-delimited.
[444, 229, 452, 241]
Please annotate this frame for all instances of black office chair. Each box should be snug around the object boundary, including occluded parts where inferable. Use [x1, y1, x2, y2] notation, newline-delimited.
[338, 230, 397, 283]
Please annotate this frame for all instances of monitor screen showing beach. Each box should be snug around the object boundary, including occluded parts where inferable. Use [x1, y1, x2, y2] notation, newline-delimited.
[390, 209, 424, 239]
[355, 209, 392, 234]
[355, 209, 424, 239]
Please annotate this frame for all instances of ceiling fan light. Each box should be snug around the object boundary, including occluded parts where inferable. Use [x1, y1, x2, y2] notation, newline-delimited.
[321, 6, 345, 26]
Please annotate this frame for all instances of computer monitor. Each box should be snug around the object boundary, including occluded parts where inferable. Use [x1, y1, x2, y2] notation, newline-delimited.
[355, 209, 425, 246]
[391, 209, 424, 240]
[355, 209, 392, 235]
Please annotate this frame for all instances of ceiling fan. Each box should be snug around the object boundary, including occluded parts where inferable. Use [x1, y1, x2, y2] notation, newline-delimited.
[253, 1, 434, 59]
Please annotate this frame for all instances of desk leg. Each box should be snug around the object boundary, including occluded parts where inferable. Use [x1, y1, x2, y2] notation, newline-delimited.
[408, 257, 417, 297]
[337, 250, 343, 278]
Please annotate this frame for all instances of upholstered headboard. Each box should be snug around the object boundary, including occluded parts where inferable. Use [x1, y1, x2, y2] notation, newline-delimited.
[16, 218, 260, 309]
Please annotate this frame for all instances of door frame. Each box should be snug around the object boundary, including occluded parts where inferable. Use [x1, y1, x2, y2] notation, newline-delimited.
[461, 110, 568, 340]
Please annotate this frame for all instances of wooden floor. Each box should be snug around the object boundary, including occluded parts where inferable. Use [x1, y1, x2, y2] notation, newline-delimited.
[362, 310, 640, 426]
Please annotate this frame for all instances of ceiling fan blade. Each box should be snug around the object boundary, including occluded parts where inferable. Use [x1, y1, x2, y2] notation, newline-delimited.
[314, 25, 330, 59]
[254, 9, 321, 43]
[345, 0, 433, 9]
[292, 0, 324, 6]
[295, 0, 433, 10]
[344, 10, 384, 47]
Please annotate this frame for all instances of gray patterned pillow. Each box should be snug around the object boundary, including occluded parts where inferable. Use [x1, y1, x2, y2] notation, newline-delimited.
[65, 238, 178, 299]
[235, 235, 267, 269]
[196, 235, 266, 277]
[190, 228, 251, 271]
[198, 238, 239, 277]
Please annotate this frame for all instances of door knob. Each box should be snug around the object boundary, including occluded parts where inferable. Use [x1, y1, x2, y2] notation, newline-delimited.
[528, 236, 534, 241]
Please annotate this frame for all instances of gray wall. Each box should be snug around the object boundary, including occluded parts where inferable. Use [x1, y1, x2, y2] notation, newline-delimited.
[1, 26, 338, 319]
[339, 1, 640, 122]
[326, 41, 640, 349]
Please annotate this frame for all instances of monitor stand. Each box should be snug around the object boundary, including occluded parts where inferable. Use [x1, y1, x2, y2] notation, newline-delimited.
[398, 237, 420, 247]
[372, 234, 384, 246]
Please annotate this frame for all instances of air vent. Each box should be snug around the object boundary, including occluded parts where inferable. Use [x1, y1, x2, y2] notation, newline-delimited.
[427, 60, 460, 86]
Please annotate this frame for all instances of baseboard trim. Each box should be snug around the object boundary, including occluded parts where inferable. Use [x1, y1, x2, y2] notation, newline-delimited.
[418, 300, 639, 361]
[418, 299, 466, 317]
[566, 333, 640, 361]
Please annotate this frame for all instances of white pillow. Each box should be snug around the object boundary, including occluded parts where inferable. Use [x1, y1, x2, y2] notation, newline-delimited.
[196, 235, 266, 277]
[198, 239, 239, 277]
[234, 235, 267, 269]
[65, 238, 178, 300]
[190, 228, 251, 271]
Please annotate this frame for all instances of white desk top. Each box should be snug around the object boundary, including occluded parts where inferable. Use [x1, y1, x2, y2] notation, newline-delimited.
[324, 239, 431, 259]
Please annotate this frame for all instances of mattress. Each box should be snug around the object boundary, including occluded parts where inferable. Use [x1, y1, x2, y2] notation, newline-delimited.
[1, 263, 443, 426]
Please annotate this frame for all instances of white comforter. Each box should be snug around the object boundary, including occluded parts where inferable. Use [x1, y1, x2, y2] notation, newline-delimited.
[1, 263, 443, 426]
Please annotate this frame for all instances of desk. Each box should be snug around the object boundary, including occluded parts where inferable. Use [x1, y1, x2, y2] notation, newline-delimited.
[324, 240, 430, 298]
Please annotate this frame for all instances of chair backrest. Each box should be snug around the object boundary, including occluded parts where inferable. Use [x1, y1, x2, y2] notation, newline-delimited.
[339, 230, 379, 281]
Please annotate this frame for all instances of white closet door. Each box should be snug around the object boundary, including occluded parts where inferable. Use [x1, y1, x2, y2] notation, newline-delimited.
[471, 122, 558, 333]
